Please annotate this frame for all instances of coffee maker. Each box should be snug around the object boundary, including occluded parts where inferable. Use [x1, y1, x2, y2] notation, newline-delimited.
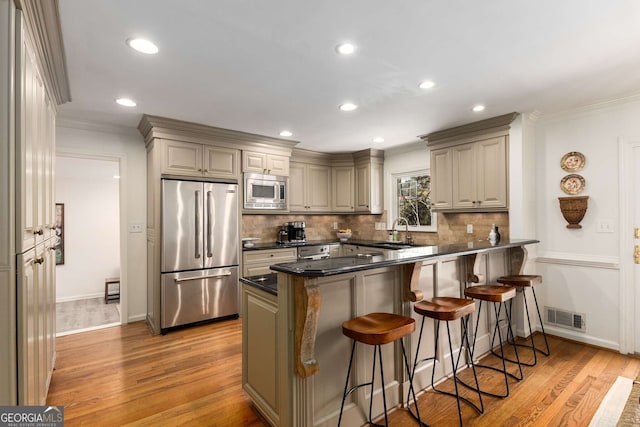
[287, 221, 306, 243]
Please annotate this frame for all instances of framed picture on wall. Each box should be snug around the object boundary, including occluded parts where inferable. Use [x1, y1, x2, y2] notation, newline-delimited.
[55, 203, 65, 265]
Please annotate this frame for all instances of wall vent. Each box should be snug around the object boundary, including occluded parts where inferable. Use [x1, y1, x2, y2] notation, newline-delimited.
[545, 306, 586, 332]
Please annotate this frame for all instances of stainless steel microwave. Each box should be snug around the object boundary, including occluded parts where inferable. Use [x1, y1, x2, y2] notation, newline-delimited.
[244, 173, 287, 209]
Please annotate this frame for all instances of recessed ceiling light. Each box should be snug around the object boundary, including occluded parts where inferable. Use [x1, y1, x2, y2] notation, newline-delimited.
[472, 104, 485, 112]
[115, 98, 136, 107]
[419, 80, 435, 89]
[373, 137, 384, 143]
[126, 38, 159, 54]
[339, 103, 358, 112]
[279, 130, 292, 137]
[335, 43, 356, 55]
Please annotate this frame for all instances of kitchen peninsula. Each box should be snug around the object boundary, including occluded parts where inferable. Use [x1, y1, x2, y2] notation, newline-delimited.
[241, 238, 538, 427]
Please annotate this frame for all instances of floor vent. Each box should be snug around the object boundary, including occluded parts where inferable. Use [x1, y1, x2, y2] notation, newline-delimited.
[545, 306, 586, 332]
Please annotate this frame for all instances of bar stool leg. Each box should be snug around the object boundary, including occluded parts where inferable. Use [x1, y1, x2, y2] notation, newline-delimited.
[466, 300, 522, 399]
[338, 341, 357, 427]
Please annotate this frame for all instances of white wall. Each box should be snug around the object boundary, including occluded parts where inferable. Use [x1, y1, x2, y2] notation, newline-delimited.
[55, 156, 120, 301]
[56, 120, 147, 322]
[535, 96, 640, 350]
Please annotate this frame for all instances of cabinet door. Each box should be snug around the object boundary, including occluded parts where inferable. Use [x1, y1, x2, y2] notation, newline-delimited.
[355, 163, 371, 212]
[288, 162, 306, 211]
[307, 165, 331, 211]
[17, 249, 37, 405]
[203, 146, 239, 179]
[476, 137, 507, 208]
[162, 140, 203, 176]
[369, 161, 383, 214]
[332, 166, 355, 212]
[242, 286, 279, 422]
[430, 148, 453, 209]
[266, 154, 289, 176]
[242, 151, 267, 173]
[452, 143, 476, 209]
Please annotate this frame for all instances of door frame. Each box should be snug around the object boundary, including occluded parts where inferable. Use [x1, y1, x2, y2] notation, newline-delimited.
[56, 150, 127, 325]
[618, 137, 640, 354]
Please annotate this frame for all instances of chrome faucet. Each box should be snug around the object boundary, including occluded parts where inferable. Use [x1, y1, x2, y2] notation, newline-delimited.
[392, 217, 412, 245]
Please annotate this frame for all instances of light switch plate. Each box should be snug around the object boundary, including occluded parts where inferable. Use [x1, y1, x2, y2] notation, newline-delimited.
[467, 224, 473, 234]
[596, 220, 614, 233]
[129, 223, 143, 233]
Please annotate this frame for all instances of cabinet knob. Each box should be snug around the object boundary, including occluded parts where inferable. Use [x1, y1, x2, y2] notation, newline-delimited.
[198, 168, 202, 172]
[270, 254, 274, 257]
[204, 169, 208, 173]
[477, 200, 482, 204]
[34, 257, 44, 264]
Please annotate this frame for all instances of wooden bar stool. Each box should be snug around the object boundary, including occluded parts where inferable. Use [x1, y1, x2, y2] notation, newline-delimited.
[410, 297, 482, 426]
[463, 285, 523, 399]
[497, 275, 550, 366]
[338, 312, 423, 427]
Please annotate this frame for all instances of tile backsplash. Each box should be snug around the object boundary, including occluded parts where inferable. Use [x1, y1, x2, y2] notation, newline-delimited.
[242, 211, 509, 244]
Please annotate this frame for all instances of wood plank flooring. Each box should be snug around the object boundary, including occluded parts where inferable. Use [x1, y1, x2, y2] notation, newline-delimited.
[47, 319, 640, 426]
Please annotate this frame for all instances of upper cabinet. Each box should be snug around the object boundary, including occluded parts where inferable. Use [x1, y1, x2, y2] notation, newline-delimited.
[289, 159, 331, 212]
[331, 165, 355, 212]
[354, 150, 384, 214]
[161, 139, 240, 179]
[422, 113, 518, 212]
[242, 151, 289, 176]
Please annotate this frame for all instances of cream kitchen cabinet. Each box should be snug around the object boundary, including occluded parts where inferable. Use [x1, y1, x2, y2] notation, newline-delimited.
[242, 248, 297, 277]
[423, 113, 517, 212]
[3, 3, 66, 406]
[242, 283, 280, 425]
[242, 151, 289, 176]
[451, 136, 507, 209]
[354, 151, 384, 214]
[289, 162, 331, 212]
[161, 139, 240, 179]
[331, 165, 355, 212]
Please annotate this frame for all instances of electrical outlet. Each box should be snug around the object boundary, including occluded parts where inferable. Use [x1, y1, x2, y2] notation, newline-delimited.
[596, 220, 614, 233]
[375, 222, 386, 230]
[129, 223, 143, 233]
[333, 222, 338, 230]
[467, 224, 473, 234]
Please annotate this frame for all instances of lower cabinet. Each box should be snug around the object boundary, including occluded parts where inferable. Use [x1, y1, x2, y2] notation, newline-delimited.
[242, 284, 279, 426]
[242, 248, 298, 277]
[16, 241, 55, 405]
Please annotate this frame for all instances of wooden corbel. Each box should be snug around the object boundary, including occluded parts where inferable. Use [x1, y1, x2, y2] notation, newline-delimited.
[402, 262, 424, 302]
[464, 253, 483, 284]
[293, 276, 321, 378]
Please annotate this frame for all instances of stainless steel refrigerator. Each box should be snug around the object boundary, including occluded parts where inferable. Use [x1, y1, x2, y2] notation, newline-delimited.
[161, 179, 239, 331]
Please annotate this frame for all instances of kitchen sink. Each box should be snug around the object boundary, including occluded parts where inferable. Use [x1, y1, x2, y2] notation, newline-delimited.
[368, 241, 415, 250]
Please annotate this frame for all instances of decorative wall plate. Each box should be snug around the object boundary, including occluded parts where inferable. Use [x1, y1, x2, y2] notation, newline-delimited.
[560, 151, 586, 172]
[560, 174, 586, 195]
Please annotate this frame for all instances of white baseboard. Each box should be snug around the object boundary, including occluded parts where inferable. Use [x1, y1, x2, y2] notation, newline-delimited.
[56, 292, 104, 303]
[544, 325, 619, 352]
[127, 313, 146, 323]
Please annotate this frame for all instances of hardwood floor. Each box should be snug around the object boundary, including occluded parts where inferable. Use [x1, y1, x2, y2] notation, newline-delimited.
[47, 319, 640, 426]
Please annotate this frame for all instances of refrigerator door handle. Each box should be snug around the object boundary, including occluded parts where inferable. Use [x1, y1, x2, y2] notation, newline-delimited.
[195, 190, 201, 259]
[174, 272, 232, 282]
[206, 190, 213, 258]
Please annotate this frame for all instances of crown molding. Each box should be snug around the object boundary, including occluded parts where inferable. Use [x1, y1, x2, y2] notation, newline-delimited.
[138, 114, 299, 153]
[536, 91, 640, 124]
[420, 112, 519, 146]
[16, 0, 71, 104]
[57, 116, 141, 137]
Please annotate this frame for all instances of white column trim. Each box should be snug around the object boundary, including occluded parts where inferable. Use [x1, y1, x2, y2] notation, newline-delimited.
[618, 137, 640, 354]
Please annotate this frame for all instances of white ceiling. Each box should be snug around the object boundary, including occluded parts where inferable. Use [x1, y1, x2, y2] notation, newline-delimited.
[57, 0, 640, 152]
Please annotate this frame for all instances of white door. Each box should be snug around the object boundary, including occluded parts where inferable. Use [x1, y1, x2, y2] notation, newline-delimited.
[633, 143, 640, 352]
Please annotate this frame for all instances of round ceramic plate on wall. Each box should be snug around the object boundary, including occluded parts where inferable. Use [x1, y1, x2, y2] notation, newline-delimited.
[560, 151, 586, 172]
[560, 174, 586, 195]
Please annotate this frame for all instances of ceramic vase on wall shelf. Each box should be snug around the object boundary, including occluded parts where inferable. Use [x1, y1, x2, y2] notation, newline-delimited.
[558, 196, 589, 229]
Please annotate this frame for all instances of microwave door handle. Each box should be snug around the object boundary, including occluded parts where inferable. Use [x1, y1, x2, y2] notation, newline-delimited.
[206, 190, 213, 258]
[195, 190, 201, 259]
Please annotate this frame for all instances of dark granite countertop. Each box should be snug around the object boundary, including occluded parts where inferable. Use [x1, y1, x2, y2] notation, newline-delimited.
[240, 273, 278, 296]
[270, 238, 539, 277]
[243, 238, 424, 251]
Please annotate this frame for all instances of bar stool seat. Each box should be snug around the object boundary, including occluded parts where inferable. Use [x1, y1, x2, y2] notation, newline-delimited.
[338, 312, 422, 427]
[411, 297, 482, 426]
[463, 284, 523, 399]
[497, 274, 550, 366]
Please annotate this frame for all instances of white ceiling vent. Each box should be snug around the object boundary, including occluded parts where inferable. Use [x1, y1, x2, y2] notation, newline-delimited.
[545, 307, 586, 332]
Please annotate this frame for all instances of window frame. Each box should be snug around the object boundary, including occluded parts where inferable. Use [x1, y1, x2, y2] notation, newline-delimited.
[388, 169, 437, 233]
